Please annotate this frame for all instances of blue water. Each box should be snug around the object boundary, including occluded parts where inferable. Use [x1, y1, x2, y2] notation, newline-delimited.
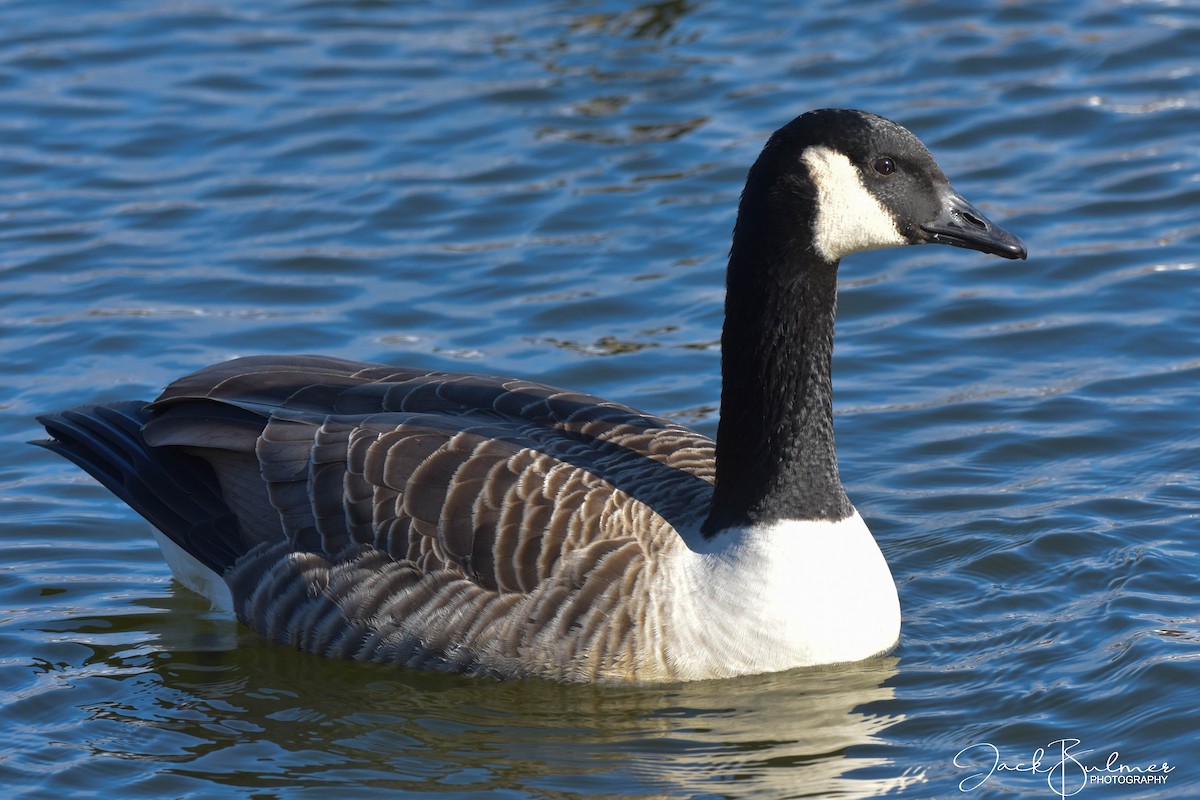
[3, 1, 1198, 797]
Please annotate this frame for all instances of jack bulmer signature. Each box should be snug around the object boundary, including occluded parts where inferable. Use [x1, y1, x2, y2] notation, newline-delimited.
[953, 738, 1174, 798]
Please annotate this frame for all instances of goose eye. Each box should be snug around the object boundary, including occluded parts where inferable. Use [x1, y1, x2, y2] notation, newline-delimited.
[873, 157, 896, 176]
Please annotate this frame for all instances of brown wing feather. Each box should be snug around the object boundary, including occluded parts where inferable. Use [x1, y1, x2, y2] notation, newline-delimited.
[146, 355, 715, 601]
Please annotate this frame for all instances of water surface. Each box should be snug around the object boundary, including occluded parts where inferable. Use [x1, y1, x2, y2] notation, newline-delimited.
[3, 1, 1198, 797]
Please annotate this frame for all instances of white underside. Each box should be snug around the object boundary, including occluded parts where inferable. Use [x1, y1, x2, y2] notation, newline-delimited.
[660, 511, 900, 680]
[151, 530, 234, 614]
[149, 514, 898, 681]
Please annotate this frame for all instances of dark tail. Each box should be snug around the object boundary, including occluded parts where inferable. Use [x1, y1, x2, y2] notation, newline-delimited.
[35, 402, 245, 573]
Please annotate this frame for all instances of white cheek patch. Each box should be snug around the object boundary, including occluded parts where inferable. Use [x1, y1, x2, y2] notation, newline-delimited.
[801, 145, 908, 262]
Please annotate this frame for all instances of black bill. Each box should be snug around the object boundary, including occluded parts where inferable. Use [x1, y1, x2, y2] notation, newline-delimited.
[920, 187, 1027, 260]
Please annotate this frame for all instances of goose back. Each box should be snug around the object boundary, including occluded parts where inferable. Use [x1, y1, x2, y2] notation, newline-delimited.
[43, 354, 717, 681]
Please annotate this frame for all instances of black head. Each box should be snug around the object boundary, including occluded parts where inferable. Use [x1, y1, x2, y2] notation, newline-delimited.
[740, 108, 1027, 264]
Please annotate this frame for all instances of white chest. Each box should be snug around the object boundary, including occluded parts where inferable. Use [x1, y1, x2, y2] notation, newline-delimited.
[655, 512, 900, 680]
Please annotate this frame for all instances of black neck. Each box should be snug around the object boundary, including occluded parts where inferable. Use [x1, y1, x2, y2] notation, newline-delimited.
[702, 171, 853, 536]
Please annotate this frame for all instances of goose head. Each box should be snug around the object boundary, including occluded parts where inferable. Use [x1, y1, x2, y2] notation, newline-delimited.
[709, 109, 1026, 535]
[736, 108, 1027, 266]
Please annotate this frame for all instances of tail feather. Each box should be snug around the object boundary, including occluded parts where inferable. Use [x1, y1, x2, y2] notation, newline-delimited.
[35, 401, 245, 574]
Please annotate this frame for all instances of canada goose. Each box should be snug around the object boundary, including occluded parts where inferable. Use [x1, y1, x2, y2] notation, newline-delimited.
[37, 109, 1026, 683]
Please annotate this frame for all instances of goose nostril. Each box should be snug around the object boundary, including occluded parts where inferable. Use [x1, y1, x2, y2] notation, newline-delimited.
[960, 210, 986, 230]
